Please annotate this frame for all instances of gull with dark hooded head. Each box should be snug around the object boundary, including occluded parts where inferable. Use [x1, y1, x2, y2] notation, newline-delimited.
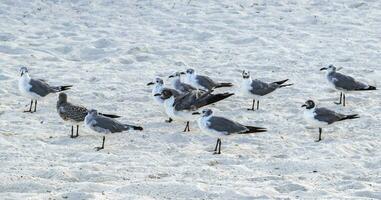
[302, 100, 359, 142]
[155, 89, 234, 132]
[18, 66, 72, 113]
[320, 64, 376, 106]
[241, 70, 292, 111]
[193, 109, 266, 154]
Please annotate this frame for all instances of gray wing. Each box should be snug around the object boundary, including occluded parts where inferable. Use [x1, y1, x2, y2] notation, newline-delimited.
[58, 103, 88, 122]
[174, 91, 200, 111]
[314, 108, 345, 124]
[197, 75, 217, 90]
[93, 115, 128, 133]
[179, 83, 197, 93]
[329, 72, 368, 90]
[29, 78, 56, 97]
[250, 79, 278, 96]
[208, 116, 248, 134]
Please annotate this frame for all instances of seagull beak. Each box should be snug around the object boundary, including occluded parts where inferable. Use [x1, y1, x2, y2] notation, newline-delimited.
[154, 93, 161, 96]
[147, 82, 154, 86]
[320, 67, 327, 71]
[180, 72, 186, 75]
[192, 112, 201, 115]
[301, 104, 307, 107]
[168, 75, 174, 78]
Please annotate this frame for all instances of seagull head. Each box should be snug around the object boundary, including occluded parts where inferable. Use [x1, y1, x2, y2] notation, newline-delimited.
[154, 88, 173, 100]
[185, 68, 195, 76]
[242, 70, 250, 79]
[320, 64, 336, 72]
[147, 77, 164, 86]
[20, 66, 29, 76]
[58, 92, 68, 103]
[202, 109, 213, 117]
[301, 100, 315, 110]
[168, 72, 185, 79]
[88, 109, 98, 116]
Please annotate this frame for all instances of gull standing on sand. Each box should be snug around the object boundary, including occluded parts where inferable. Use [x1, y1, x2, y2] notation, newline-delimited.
[85, 109, 143, 151]
[184, 68, 233, 91]
[302, 100, 359, 142]
[320, 65, 376, 106]
[57, 93, 120, 138]
[147, 77, 180, 122]
[168, 72, 198, 93]
[241, 70, 292, 111]
[155, 89, 234, 132]
[18, 67, 72, 113]
[193, 109, 266, 154]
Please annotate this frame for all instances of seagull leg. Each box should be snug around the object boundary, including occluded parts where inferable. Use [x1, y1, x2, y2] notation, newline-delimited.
[257, 100, 260, 110]
[184, 121, 191, 132]
[343, 94, 346, 107]
[165, 118, 173, 123]
[33, 100, 37, 112]
[75, 125, 79, 138]
[214, 138, 221, 154]
[315, 128, 322, 142]
[247, 99, 255, 111]
[334, 92, 342, 105]
[95, 136, 105, 151]
[24, 100, 33, 112]
[70, 125, 74, 138]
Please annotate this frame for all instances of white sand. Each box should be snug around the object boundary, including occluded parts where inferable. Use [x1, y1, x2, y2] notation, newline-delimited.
[0, 0, 380, 199]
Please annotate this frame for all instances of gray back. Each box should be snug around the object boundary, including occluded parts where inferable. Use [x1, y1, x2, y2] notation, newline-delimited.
[197, 75, 217, 90]
[93, 115, 128, 133]
[208, 116, 247, 134]
[29, 79, 55, 97]
[314, 107, 345, 124]
[174, 79, 196, 93]
[250, 79, 278, 96]
[328, 72, 368, 90]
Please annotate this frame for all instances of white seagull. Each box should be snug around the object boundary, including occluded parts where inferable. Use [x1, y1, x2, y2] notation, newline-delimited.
[241, 70, 292, 111]
[320, 65, 376, 106]
[193, 109, 266, 154]
[18, 66, 72, 113]
[85, 109, 143, 151]
[302, 100, 359, 142]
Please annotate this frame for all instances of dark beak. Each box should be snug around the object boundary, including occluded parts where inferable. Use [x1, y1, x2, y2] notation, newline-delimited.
[301, 104, 307, 107]
[192, 112, 201, 115]
[180, 72, 185, 75]
[21, 72, 24, 76]
[147, 82, 154, 86]
[154, 93, 161, 96]
[320, 67, 327, 71]
[168, 75, 174, 78]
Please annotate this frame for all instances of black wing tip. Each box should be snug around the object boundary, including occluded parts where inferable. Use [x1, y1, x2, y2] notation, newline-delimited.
[273, 79, 289, 85]
[100, 113, 121, 118]
[342, 114, 360, 121]
[215, 82, 233, 88]
[355, 85, 376, 91]
[131, 126, 143, 131]
[60, 85, 73, 91]
[243, 126, 267, 133]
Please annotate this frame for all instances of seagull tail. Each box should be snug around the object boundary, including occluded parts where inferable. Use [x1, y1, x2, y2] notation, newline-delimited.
[273, 79, 289, 85]
[357, 85, 376, 91]
[99, 113, 121, 118]
[215, 82, 233, 88]
[205, 92, 234, 105]
[340, 114, 360, 121]
[54, 85, 73, 92]
[125, 125, 143, 131]
[242, 126, 267, 134]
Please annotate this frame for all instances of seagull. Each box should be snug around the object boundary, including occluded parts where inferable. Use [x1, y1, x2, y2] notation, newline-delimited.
[18, 66, 72, 113]
[168, 72, 198, 93]
[302, 100, 359, 142]
[155, 89, 234, 132]
[184, 68, 233, 91]
[84, 109, 143, 151]
[193, 109, 266, 154]
[241, 70, 292, 111]
[57, 93, 120, 138]
[147, 77, 180, 122]
[320, 65, 376, 106]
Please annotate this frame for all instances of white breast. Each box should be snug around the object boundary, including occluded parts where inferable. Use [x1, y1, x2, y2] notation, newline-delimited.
[197, 116, 225, 136]
[152, 85, 164, 104]
[303, 109, 328, 128]
[240, 79, 254, 97]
